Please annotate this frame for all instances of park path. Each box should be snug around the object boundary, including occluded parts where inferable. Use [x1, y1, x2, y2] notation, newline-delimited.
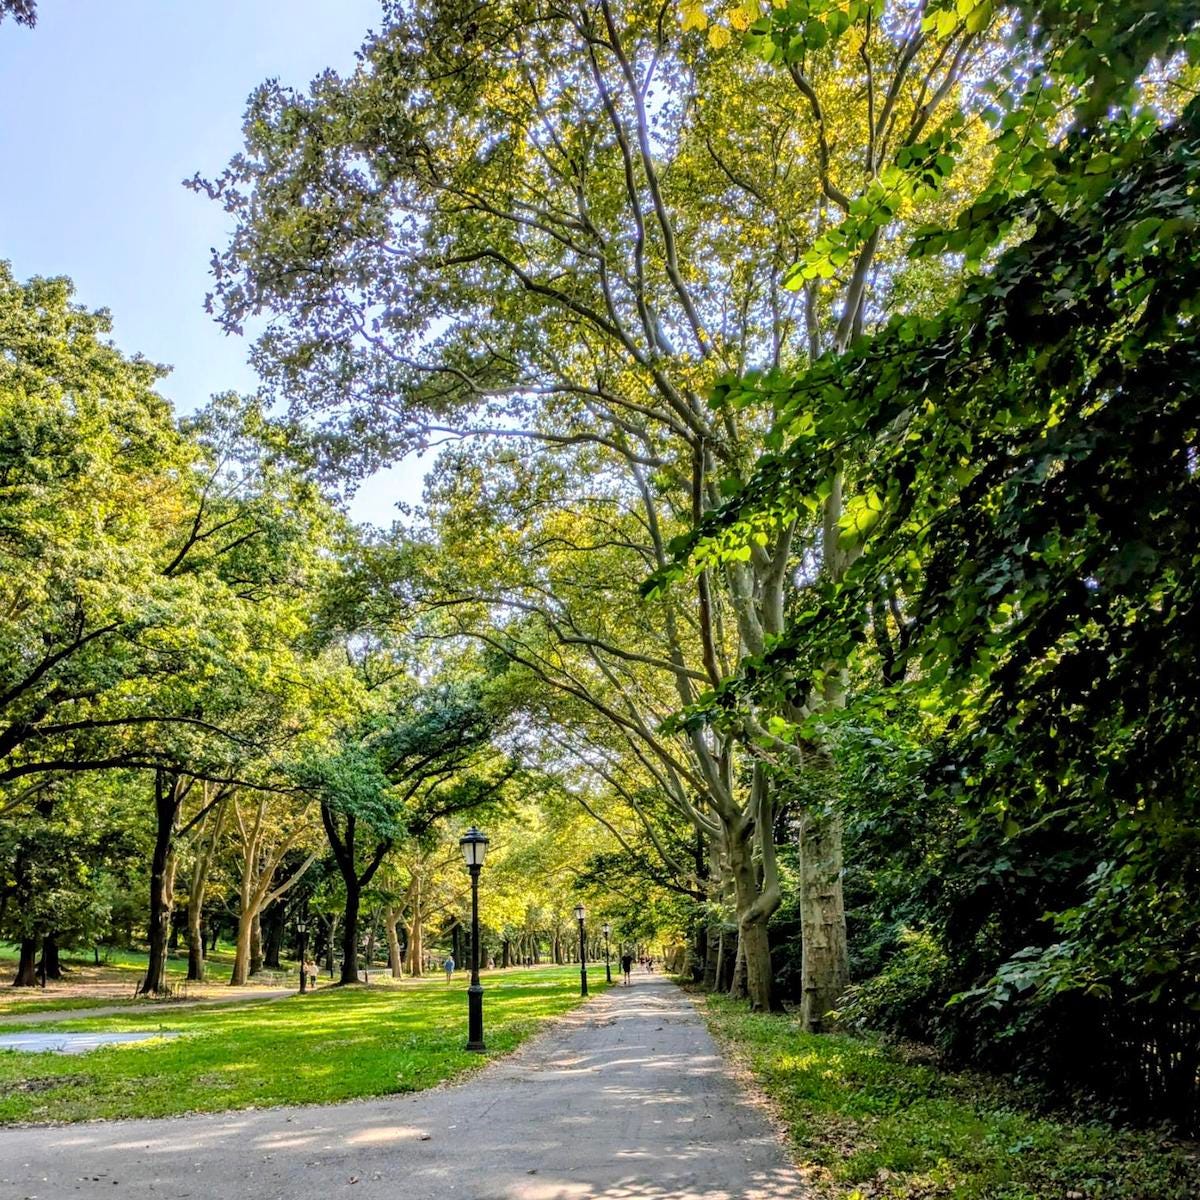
[0, 988, 294, 1026]
[0, 973, 807, 1200]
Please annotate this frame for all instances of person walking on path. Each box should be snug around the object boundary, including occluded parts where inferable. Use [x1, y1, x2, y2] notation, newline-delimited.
[443, 955, 455, 984]
[620, 953, 633, 985]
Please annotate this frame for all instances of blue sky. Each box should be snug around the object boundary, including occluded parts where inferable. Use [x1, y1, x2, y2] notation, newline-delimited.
[0, 0, 423, 522]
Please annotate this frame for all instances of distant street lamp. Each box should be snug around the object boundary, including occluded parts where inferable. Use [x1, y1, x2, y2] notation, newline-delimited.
[602, 922, 612, 984]
[297, 919, 308, 994]
[459, 827, 489, 1052]
[574, 903, 588, 997]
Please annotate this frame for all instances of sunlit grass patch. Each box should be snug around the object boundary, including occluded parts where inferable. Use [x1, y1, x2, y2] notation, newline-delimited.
[701, 995, 1199, 1200]
[0, 964, 607, 1124]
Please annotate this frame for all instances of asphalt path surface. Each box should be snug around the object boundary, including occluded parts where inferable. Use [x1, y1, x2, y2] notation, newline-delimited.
[0, 972, 807, 1199]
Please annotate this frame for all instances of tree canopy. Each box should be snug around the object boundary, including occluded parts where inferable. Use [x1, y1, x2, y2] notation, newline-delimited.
[2, 0, 1199, 1144]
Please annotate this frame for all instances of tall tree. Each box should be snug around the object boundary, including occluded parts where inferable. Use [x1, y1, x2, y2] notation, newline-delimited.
[669, 0, 1200, 1120]
[196, 0, 996, 1015]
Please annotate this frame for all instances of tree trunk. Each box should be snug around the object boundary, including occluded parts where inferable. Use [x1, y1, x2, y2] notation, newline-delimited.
[230, 910, 255, 986]
[143, 772, 182, 996]
[501, 938, 512, 968]
[40, 934, 63, 980]
[703, 924, 720, 990]
[364, 907, 378, 967]
[326, 914, 338, 973]
[727, 816, 780, 1011]
[186, 792, 226, 983]
[404, 915, 422, 976]
[404, 872, 423, 976]
[729, 931, 748, 1000]
[263, 905, 283, 970]
[798, 806, 849, 1031]
[786, 477, 854, 1031]
[187, 908, 205, 982]
[341, 881, 361, 984]
[385, 906, 403, 978]
[12, 937, 38, 987]
[249, 911, 264, 976]
[690, 922, 707, 983]
[319, 803, 390, 986]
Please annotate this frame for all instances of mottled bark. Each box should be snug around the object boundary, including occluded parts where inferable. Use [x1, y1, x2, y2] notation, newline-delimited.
[185, 798, 225, 983]
[249, 911, 264, 975]
[798, 805, 849, 1030]
[385, 905, 403, 978]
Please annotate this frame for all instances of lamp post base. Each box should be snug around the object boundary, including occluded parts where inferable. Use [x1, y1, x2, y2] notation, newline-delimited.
[466, 983, 485, 1052]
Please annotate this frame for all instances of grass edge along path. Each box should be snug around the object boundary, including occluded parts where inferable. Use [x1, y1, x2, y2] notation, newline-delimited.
[698, 993, 1199, 1200]
[0, 965, 608, 1125]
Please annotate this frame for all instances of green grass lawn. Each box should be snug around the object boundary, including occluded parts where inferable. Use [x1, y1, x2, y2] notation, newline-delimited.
[0, 942, 294, 1015]
[0, 965, 606, 1124]
[701, 995, 1200, 1200]
[0, 995, 143, 1016]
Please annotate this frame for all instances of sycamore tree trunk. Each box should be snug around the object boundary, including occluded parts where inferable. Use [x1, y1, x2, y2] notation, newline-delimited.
[186, 895, 206, 981]
[229, 795, 315, 985]
[186, 792, 228, 979]
[725, 771, 782, 1012]
[187, 904, 206, 982]
[404, 913, 423, 976]
[249, 911, 264, 975]
[786, 474, 857, 1030]
[403, 872, 423, 976]
[386, 906, 403, 978]
[729, 935, 747, 999]
[798, 805, 849, 1030]
[231, 914, 255, 986]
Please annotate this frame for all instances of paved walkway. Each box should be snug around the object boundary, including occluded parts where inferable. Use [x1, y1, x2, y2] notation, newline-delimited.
[0, 1030, 182, 1053]
[0, 974, 807, 1199]
[0, 989, 293, 1026]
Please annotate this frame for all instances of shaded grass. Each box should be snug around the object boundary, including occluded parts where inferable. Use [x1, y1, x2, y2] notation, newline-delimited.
[701, 995, 1200, 1200]
[0, 996, 142, 1016]
[0, 965, 606, 1124]
[0, 943, 294, 1015]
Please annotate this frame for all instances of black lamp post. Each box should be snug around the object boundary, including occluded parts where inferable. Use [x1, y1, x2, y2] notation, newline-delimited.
[460, 826, 489, 1052]
[297, 919, 308, 994]
[602, 922, 612, 984]
[574, 903, 588, 996]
